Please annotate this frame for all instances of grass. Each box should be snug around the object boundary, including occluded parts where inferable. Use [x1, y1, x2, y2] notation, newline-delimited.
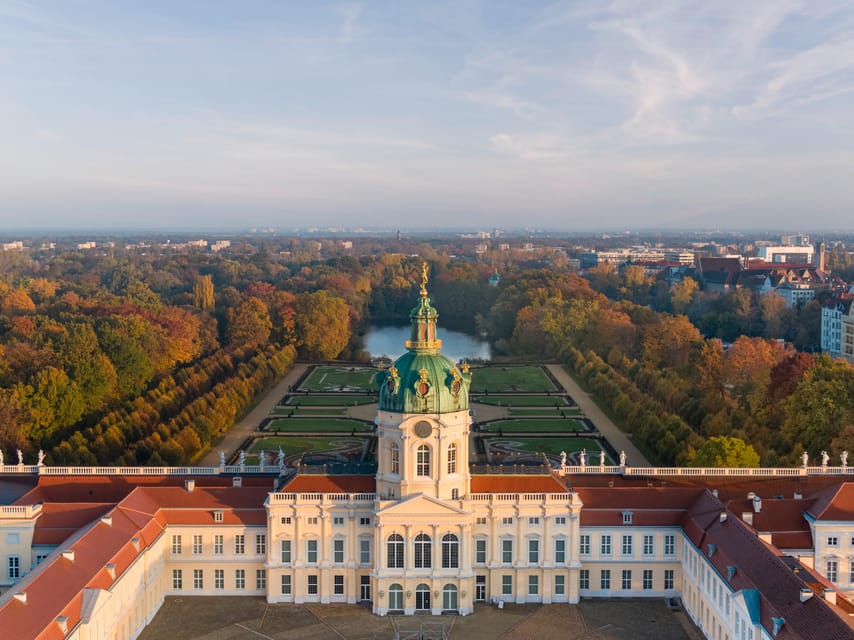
[473, 394, 568, 407]
[483, 419, 587, 433]
[486, 437, 603, 456]
[507, 408, 583, 417]
[271, 408, 348, 416]
[299, 366, 377, 392]
[267, 418, 373, 433]
[249, 436, 369, 456]
[285, 395, 376, 406]
[469, 366, 556, 393]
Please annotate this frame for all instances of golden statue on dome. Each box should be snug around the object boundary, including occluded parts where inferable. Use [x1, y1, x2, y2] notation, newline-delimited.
[420, 262, 429, 297]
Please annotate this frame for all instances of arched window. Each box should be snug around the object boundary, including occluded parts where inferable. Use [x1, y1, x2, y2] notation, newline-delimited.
[414, 533, 432, 568]
[416, 445, 431, 476]
[442, 533, 459, 568]
[442, 584, 458, 611]
[387, 534, 404, 569]
[447, 442, 457, 474]
[415, 583, 431, 610]
[390, 442, 400, 475]
[388, 583, 404, 611]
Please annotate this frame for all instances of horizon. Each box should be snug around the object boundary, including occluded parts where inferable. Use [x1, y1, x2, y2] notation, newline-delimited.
[3, 2, 854, 231]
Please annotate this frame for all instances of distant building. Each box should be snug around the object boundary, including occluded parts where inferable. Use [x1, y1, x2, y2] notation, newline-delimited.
[757, 245, 815, 264]
[822, 295, 854, 362]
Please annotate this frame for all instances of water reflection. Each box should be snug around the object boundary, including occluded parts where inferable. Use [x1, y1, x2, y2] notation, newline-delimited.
[363, 325, 491, 362]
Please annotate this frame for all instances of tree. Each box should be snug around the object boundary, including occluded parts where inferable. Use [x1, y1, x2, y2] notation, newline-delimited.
[689, 436, 760, 467]
[670, 278, 698, 314]
[294, 291, 351, 360]
[192, 274, 215, 311]
[226, 297, 272, 349]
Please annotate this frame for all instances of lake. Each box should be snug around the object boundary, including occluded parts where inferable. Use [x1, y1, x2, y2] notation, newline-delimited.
[363, 324, 491, 362]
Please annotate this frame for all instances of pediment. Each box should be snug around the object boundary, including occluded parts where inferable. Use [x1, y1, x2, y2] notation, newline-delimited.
[377, 493, 468, 520]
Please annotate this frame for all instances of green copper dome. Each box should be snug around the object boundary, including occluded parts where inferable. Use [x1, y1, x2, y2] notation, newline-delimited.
[376, 265, 472, 414]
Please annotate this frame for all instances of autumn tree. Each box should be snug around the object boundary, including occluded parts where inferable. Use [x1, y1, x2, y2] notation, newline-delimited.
[193, 274, 215, 311]
[226, 297, 272, 349]
[294, 291, 351, 360]
[689, 436, 760, 467]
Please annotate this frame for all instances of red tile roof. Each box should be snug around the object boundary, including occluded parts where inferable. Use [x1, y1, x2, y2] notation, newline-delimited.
[32, 503, 115, 546]
[470, 473, 569, 494]
[576, 487, 704, 527]
[279, 474, 377, 493]
[806, 483, 854, 521]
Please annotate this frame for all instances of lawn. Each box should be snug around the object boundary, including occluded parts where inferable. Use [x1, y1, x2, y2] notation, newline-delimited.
[271, 408, 348, 416]
[285, 395, 376, 406]
[473, 394, 568, 407]
[299, 366, 377, 392]
[483, 419, 587, 433]
[267, 418, 373, 433]
[469, 366, 556, 393]
[248, 436, 369, 457]
[485, 436, 604, 456]
[507, 408, 583, 417]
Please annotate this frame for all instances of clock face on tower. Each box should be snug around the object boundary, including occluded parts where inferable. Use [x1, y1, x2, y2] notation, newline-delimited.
[413, 421, 432, 438]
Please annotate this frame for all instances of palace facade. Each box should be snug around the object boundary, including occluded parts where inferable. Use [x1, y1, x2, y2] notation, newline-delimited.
[2, 282, 854, 639]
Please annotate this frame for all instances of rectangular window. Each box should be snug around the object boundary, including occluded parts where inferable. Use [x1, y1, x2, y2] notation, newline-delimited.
[622, 511, 633, 524]
[359, 517, 371, 526]
[172, 569, 183, 590]
[214, 535, 224, 555]
[664, 569, 675, 590]
[502, 516, 513, 525]
[307, 539, 318, 564]
[850, 561, 854, 584]
[235, 569, 245, 590]
[7, 555, 20, 580]
[502, 539, 513, 563]
[528, 539, 539, 564]
[554, 516, 566, 525]
[256, 534, 266, 555]
[502, 575, 512, 595]
[664, 535, 676, 556]
[307, 517, 318, 525]
[171, 534, 182, 555]
[333, 539, 345, 564]
[580, 534, 590, 555]
[360, 538, 371, 565]
[601, 535, 612, 556]
[828, 536, 839, 546]
[451, 488, 460, 500]
[333, 516, 344, 526]
[554, 575, 565, 595]
[280, 516, 292, 525]
[192, 534, 203, 555]
[256, 569, 266, 590]
[215, 569, 224, 590]
[828, 560, 839, 582]
[281, 540, 292, 564]
[528, 575, 538, 595]
[580, 569, 589, 590]
[476, 517, 487, 525]
[307, 575, 318, 595]
[643, 534, 654, 556]
[601, 569, 611, 590]
[281, 574, 292, 595]
[193, 569, 204, 590]
[528, 517, 539, 525]
[621, 535, 633, 556]
[476, 539, 487, 564]
[555, 539, 566, 564]
[35, 553, 48, 565]
[643, 569, 653, 590]
[622, 569, 632, 590]
[235, 534, 245, 555]
[334, 574, 344, 595]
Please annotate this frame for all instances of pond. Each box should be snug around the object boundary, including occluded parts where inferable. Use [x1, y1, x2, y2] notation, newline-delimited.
[363, 324, 491, 362]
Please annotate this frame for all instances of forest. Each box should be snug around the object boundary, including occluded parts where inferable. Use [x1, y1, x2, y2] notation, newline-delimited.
[0, 237, 852, 467]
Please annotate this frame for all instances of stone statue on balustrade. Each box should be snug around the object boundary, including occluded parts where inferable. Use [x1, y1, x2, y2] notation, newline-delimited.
[620, 450, 627, 467]
[802, 451, 809, 468]
[219, 450, 226, 467]
[579, 450, 586, 467]
[821, 450, 830, 467]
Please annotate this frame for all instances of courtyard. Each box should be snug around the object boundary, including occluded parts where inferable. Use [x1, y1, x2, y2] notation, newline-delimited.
[139, 597, 700, 640]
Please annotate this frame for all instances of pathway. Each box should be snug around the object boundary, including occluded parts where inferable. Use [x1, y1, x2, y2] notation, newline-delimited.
[199, 363, 309, 466]
[546, 364, 650, 467]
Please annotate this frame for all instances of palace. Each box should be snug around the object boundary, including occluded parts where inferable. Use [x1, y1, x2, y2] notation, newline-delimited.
[2, 279, 854, 639]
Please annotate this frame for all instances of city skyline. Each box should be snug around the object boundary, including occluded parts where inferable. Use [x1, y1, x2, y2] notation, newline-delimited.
[2, 1, 854, 231]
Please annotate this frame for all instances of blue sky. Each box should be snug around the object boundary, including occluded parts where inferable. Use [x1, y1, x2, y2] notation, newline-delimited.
[2, 1, 854, 231]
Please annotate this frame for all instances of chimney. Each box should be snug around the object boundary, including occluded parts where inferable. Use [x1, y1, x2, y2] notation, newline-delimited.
[800, 588, 814, 603]
[62, 550, 75, 562]
[747, 491, 756, 500]
[100, 516, 112, 526]
[232, 476, 242, 487]
[824, 589, 837, 605]
[13, 592, 27, 604]
[794, 492, 803, 500]
[712, 489, 719, 498]
[719, 512, 727, 523]
[185, 479, 195, 492]
[742, 512, 754, 526]
[753, 496, 762, 513]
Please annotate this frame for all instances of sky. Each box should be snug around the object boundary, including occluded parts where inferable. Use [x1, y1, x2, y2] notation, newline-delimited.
[2, 1, 854, 232]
